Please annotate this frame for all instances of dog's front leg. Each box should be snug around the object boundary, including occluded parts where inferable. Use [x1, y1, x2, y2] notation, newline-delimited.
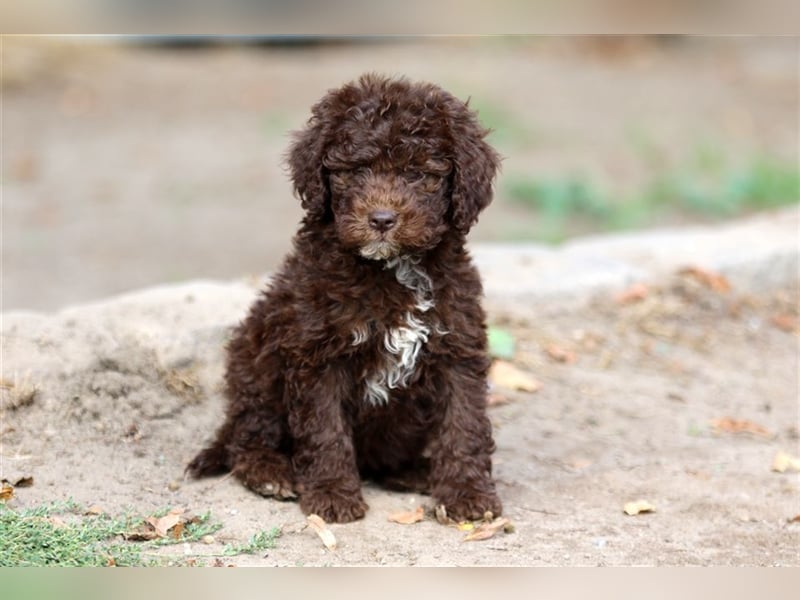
[428, 363, 502, 522]
[286, 366, 367, 523]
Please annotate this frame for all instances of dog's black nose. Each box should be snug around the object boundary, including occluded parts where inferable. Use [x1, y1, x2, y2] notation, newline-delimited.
[368, 209, 398, 232]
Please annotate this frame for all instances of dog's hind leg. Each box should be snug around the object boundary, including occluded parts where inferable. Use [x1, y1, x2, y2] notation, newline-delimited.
[186, 421, 234, 478]
[223, 400, 297, 499]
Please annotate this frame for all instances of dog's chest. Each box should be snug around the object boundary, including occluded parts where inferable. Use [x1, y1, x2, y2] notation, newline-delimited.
[351, 257, 443, 406]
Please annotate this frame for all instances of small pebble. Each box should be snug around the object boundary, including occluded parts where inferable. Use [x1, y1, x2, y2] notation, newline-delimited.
[201, 535, 215, 545]
[167, 480, 181, 492]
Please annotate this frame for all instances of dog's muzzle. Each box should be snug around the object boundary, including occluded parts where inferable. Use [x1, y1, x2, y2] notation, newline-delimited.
[360, 240, 398, 260]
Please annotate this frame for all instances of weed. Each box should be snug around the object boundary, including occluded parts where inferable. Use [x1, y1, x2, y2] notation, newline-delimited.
[222, 527, 280, 557]
[0, 500, 273, 567]
[148, 509, 223, 548]
[0, 501, 148, 566]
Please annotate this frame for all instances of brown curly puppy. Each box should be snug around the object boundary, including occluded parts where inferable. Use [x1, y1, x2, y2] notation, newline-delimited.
[187, 74, 502, 523]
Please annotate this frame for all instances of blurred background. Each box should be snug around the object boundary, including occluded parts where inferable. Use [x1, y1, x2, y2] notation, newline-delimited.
[3, 36, 798, 311]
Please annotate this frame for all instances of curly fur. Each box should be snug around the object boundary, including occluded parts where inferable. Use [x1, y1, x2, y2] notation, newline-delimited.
[187, 74, 502, 523]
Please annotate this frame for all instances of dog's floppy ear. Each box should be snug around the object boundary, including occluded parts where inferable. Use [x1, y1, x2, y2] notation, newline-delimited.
[286, 107, 331, 221]
[445, 97, 501, 233]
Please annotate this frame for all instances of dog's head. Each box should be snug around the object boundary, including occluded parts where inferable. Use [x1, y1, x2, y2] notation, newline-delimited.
[287, 74, 500, 260]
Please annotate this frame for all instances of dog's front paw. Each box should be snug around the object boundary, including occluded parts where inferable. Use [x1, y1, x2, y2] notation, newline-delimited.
[435, 488, 502, 522]
[299, 488, 368, 523]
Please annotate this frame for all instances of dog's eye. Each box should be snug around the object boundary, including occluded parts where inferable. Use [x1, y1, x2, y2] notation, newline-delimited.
[405, 173, 443, 195]
[329, 172, 352, 193]
[330, 169, 359, 181]
[331, 167, 368, 180]
[402, 171, 437, 186]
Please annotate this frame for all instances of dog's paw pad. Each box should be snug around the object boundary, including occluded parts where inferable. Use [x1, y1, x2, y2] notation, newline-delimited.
[300, 490, 368, 523]
[252, 480, 296, 500]
[434, 493, 502, 523]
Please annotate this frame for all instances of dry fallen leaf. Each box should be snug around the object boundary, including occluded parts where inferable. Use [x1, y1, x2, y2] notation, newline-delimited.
[124, 526, 159, 541]
[679, 266, 731, 293]
[388, 506, 425, 525]
[771, 451, 800, 473]
[307, 514, 337, 550]
[616, 282, 650, 304]
[770, 313, 798, 334]
[169, 522, 185, 540]
[1, 476, 33, 488]
[127, 507, 186, 540]
[566, 457, 593, 470]
[711, 417, 773, 439]
[624, 500, 656, 516]
[47, 516, 68, 529]
[788, 515, 800, 524]
[545, 344, 577, 364]
[146, 507, 184, 538]
[462, 517, 511, 542]
[486, 393, 511, 407]
[489, 360, 542, 393]
[0, 483, 13, 501]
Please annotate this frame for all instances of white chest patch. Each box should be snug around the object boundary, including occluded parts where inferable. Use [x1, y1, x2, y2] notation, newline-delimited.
[360, 255, 442, 406]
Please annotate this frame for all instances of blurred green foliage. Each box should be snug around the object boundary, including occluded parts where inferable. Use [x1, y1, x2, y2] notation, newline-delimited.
[469, 98, 537, 148]
[504, 153, 799, 243]
[488, 327, 516, 360]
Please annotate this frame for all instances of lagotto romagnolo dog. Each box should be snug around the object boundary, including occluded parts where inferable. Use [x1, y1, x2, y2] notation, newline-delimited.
[187, 74, 502, 523]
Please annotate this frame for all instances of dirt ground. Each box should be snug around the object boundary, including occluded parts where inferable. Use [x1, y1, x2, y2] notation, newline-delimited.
[2, 261, 798, 566]
[1, 37, 799, 566]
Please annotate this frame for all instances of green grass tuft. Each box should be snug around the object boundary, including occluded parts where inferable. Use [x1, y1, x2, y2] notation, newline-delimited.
[0, 501, 150, 566]
[0, 500, 275, 567]
[222, 527, 281, 557]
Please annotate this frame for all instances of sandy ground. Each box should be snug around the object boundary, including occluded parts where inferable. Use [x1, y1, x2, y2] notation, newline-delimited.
[1, 37, 798, 566]
[2, 209, 799, 566]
